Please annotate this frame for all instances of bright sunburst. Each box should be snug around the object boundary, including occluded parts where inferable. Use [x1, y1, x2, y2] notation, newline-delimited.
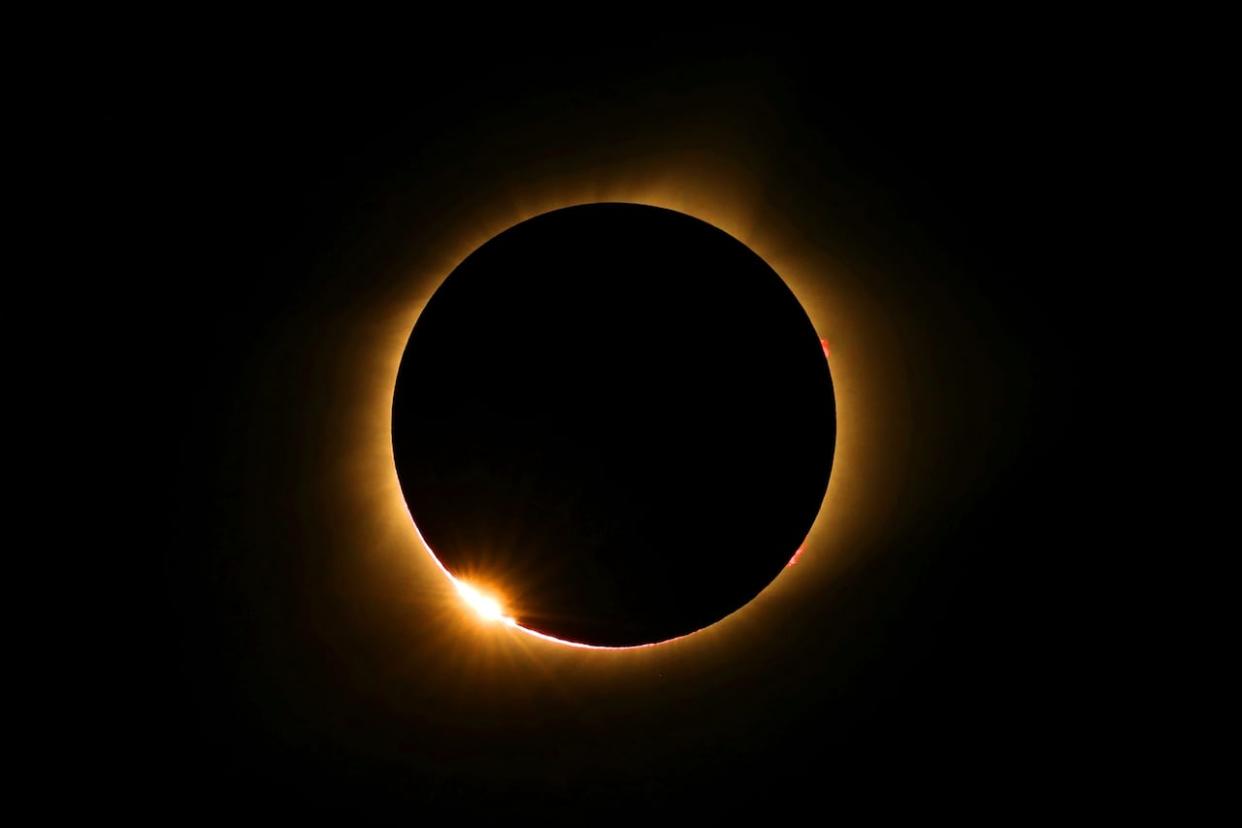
[454, 580, 516, 626]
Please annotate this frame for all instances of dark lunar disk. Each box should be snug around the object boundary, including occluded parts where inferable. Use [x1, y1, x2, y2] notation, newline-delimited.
[393, 203, 835, 647]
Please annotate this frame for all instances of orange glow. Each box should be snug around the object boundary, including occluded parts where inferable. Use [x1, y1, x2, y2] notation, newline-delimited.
[377, 192, 850, 651]
[344, 152, 908, 659]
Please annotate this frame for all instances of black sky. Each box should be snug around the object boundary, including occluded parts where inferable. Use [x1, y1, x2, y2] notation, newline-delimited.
[99, 26, 1108, 818]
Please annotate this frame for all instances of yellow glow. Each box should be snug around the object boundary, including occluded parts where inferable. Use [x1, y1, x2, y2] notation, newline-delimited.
[454, 580, 516, 626]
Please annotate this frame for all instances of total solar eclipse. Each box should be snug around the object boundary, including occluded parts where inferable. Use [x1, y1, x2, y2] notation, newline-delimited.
[393, 203, 835, 647]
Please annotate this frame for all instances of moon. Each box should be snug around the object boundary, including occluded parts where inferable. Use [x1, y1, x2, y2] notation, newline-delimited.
[392, 203, 836, 647]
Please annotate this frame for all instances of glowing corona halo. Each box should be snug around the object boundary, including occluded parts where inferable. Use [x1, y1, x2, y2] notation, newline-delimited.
[387, 202, 834, 655]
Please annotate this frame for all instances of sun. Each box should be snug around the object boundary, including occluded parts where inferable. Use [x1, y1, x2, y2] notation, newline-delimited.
[366, 177, 871, 653]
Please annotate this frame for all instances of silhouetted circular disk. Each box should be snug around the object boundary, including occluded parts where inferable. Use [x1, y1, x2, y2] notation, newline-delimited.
[393, 203, 835, 647]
